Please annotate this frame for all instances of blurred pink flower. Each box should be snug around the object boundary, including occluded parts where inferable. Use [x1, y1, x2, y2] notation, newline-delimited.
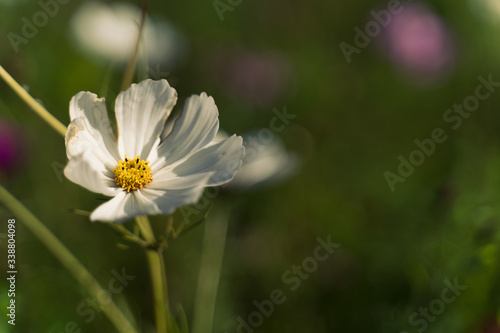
[0, 120, 27, 177]
[379, 3, 454, 83]
[207, 47, 293, 107]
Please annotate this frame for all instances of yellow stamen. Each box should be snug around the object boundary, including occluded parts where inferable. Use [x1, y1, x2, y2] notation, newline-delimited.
[113, 155, 153, 192]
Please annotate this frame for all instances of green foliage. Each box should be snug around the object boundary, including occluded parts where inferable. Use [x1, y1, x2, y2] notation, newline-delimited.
[1, 0, 500, 332]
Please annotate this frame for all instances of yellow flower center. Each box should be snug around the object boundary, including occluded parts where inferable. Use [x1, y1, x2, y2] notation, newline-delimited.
[113, 155, 153, 192]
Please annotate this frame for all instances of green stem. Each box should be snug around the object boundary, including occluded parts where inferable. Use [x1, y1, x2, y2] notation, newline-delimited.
[120, 5, 147, 91]
[146, 250, 169, 333]
[158, 250, 171, 317]
[0, 184, 137, 333]
[107, 223, 150, 248]
[192, 204, 230, 333]
[135, 216, 169, 332]
[0, 65, 67, 137]
[135, 215, 156, 243]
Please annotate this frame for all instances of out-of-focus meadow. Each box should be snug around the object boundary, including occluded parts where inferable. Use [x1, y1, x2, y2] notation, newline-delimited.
[1, 0, 500, 332]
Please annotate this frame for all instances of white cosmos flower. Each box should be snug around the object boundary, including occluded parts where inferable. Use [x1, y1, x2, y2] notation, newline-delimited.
[70, 1, 185, 65]
[64, 79, 245, 223]
[223, 132, 299, 190]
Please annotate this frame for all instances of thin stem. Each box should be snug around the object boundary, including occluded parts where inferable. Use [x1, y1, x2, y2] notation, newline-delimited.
[68, 208, 91, 217]
[158, 249, 170, 316]
[120, 5, 147, 91]
[171, 205, 212, 240]
[107, 223, 150, 248]
[135, 216, 169, 333]
[0, 65, 67, 137]
[135, 215, 156, 243]
[146, 249, 168, 333]
[192, 204, 230, 333]
[165, 215, 174, 240]
[0, 184, 137, 333]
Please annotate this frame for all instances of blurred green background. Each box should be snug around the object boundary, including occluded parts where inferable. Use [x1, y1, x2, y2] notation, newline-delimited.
[1, 0, 500, 332]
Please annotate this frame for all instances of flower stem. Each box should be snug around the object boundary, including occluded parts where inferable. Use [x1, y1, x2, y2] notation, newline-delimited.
[135, 215, 156, 243]
[146, 249, 169, 333]
[0, 184, 137, 333]
[192, 203, 230, 333]
[107, 223, 150, 248]
[0, 65, 67, 137]
[120, 4, 147, 91]
[135, 216, 169, 332]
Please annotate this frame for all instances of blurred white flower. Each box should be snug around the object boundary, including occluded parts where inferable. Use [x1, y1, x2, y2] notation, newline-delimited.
[64, 79, 244, 222]
[222, 131, 299, 190]
[70, 1, 185, 66]
[469, 0, 500, 23]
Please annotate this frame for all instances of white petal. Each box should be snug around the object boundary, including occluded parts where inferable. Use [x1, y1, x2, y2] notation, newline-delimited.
[64, 151, 120, 197]
[159, 109, 181, 141]
[148, 170, 213, 190]
[90, 190, 161, 223]
[213, 129, 230, 143]
[146, 111, 180, 165]
[140, 185, 207, 216]
[171, 135, 245, 186]
[151, 93, 219, 171]
[115, 79, 177, 160]
[67, 92, 119, 167]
